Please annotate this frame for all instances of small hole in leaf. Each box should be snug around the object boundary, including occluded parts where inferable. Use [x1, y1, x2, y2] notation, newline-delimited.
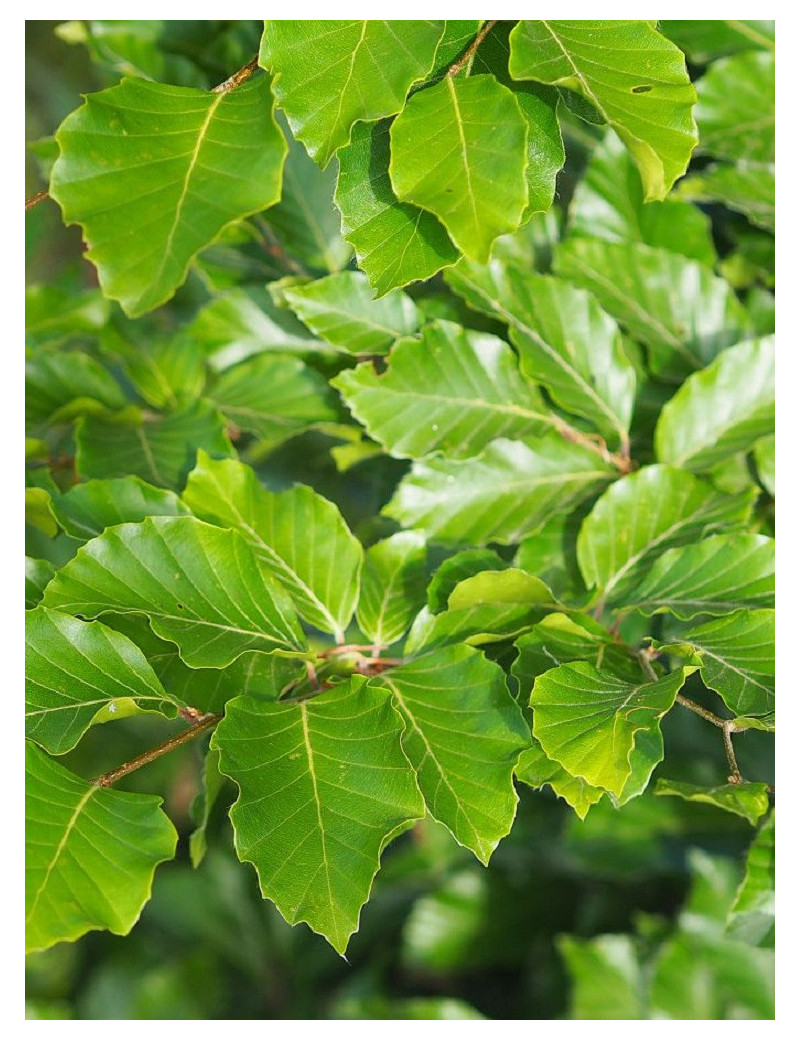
[631, 84, 653, 94]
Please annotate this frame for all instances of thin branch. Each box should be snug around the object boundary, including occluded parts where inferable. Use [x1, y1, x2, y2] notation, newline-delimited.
[448, 20, 497, 76]
[26, 189, 50, 211]
[675, 692, 727, 728]
[553, 415, 633, 474]
[722, 720, 743, 784]
[212, 55, 260, 94]
[93, 713, 222, 788]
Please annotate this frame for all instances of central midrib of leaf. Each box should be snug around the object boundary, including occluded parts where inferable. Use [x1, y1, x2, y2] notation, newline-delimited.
[135, 425, 167, 486]
[446, 76, 481, 237]
[26, 784, 97, 926]
[154, 91, 224, 286]
[299, 704, 338, 932]
[540, 21, 607, 116]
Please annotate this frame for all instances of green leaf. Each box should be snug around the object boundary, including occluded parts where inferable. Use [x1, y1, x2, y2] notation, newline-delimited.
[371, 646, 530, 863]
[531, 662, 692, 797]
[625, 534, 774, 619]
[51, 477, 190, 541]
[264, 112, 352, 274]
[447, 261, 636, 448]
[284, 272, 419, 355]
[25, 283, 110, 348]
[75, 400, 233, 491]
[333, 320, 553, 460]
[566, 130, 715, 264]
[26, 558, 56, 609]
[26, 351, 128, 426]
[576, 465, 756, 604]
[515, 741, 605, 819]
[695, 52, 774, 164]
[109, 334, 207, 412]
[25, 742, 177, 953]
[335, 119, 459, 295]
[182, 452, 362, 641]
[754, 436, 775, 496]
[260, 20, 445, 168]
[554, 238, 753, 381]
[208, 352, 340, 449]
[42, 516, 306, 667]
[655, 337, 774, 473]
[213, 678, 425, 954]
[356, 531, 427, 648]
[50, 76, 287, 316]
[26, 487, 59, 539]
[559, 934, 645, 1020]
[508, 20, 697, 199]
[659, 20, 774, 63]
[189, 286, 334, 371]
[406, 569, 558, 655]
[654, 779, 770, 827]
[25, 606, 182, 755]
[389, 75, 529, 262]
[727, 811, 774, 947]
[677, 162, 775, 234]
[426, 548, 506, 613]
[189, 748, 227, 869]
[659, 609, 774, 717]
[385, 434, 616, 546]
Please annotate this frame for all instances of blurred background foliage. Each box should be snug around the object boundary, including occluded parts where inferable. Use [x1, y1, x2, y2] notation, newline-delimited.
[25, 20, 774, 1020]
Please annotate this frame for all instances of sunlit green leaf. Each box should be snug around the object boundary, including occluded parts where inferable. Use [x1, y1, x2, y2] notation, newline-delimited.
[677, 162, 775, 234]
[214, 678, 425, 954]
[515, 742, 605, 820]
[754, 436, 775, 496]
[50, 76, 286, 316]
[426, 549, 506, 614]
[357, 532, 427, 648]
[695, 51, 774, 164]
[654, 779, 770, 827]
[26, 742, 177, 953]
[559, 934, 645, 1019]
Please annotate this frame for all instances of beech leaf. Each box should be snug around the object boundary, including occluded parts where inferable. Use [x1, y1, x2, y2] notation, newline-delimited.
[654, 779, 770, 827]
[727, 811, 775, 947]
[357, 531, 428, 648]
[51, 476, 189, 542]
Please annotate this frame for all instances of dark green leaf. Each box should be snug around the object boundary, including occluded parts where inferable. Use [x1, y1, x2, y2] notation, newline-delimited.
[51, 477, 189, 541]
[677, 163, 775, 234]
[727, 811, 774, 947]
[26, 351, 128, 426]
[654, 779, 770, 827]
[659, 20, 774, 63]
[26, 558, 56, 609]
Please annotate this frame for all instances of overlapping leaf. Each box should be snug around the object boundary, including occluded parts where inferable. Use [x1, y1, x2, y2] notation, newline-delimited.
[426, 549, 506, 613]
[371, 645, 530, 863]
[531, 661, 691, 797]
[26, 558, 56, 609]
[213, 678, 425, 953]
[515, 742, 605, 819]
[508, 20, 697, 198]
[654, 779, 770, 827]
[26, 351, 128, 426]
[50, 76, 286, 316]
[678, 163, 775, 234]
[554, 239, 753, 381]
[655, 337, 774, 472]
[356, 531, 427, 647]
[42, 516, 306, 666]
[625, 534, 774, 619]
[51, 477, 189, 541]
[389, 75, 529, 262]
[26, 742, 177, 953]
[333, 320, 553, 459]
[695, 51, 774, 163]
[74, 400, 233, 490]
[182, 452, 362, 640]
[26, 606, 182, 754]
[283, 271, 419, 355]
[385, 434, 616, 546]
[260, 20, 445, 168]
[577, 465, 757, 604]
[335, 119, 459, 295]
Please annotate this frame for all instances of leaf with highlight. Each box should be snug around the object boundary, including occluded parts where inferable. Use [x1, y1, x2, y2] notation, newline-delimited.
[357, 532, 427, 648]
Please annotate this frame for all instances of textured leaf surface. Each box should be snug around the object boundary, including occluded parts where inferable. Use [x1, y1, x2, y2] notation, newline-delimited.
[260, 20, 444, 168]
[695, 52, 774, 163]
[508, 20, 697, 198]
[182, 452, 362, 640]
[333, 320, 552, 459]
[284, 272, 419, 355]
[389, 74, 529, 261]
[335, 119, 459, 295]
[75, 400, 233, 490]
[655, 337, 774, 472]
[447, 261, 636, 448]
[50, 76, 286, 316]
[213, 679, 424, 953]
[208, 352, 339, 448]
[577, 465, 756, 604]
[626, 534, 774, 619]
[26, 606, 181, 754]
[425, 549, 506, 614]
[385, 435, 616, 546]
[727, 811, 774, 947]
[531, 662, 690, 797]
[371, 646, 530, 863]
[25, 742, 177, 953]
[567, 131, 715, 263]
[357, 532, 427, 647]
[660, 610, 774, 717]
[515, 742, 605, 819]
[51, 477, 189, 541]
[654, 779, 770, 827]
[42, 516, 306, 666]
[554, 239, 752, 381]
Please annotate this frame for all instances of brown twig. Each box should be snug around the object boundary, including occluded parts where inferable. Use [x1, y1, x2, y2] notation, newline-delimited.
[25, 189, 50, 211]
[93, 712, 222, 788]
[448, 20, 497, 76]
[212, 55, 260, 94]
